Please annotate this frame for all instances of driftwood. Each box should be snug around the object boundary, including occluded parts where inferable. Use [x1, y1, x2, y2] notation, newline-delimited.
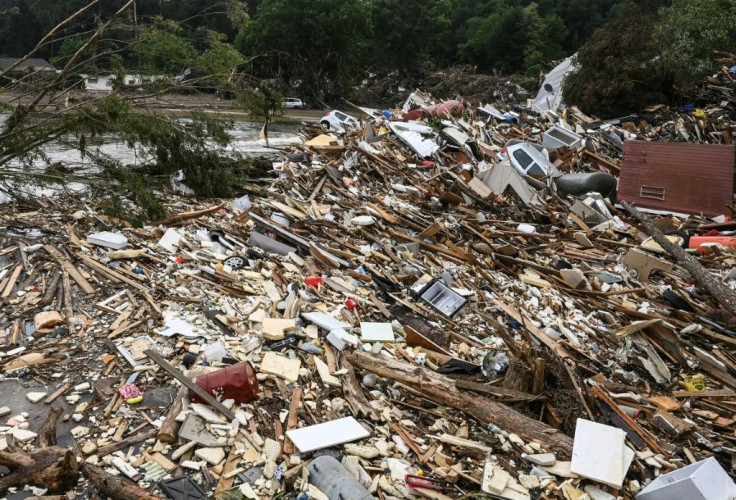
[340, 358, 381, 421]
[157, 386, 187, 444]
[0, 406, 78, 493]
[84, 464, 161, 500]
[94, 428, 156, 457]
[622, 201, 736, 315]
[345, 351, 574, 455]
[151, 202, 226, 227]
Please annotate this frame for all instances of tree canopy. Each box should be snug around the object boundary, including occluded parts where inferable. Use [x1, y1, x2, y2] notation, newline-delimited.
[1, 0, 732, 113]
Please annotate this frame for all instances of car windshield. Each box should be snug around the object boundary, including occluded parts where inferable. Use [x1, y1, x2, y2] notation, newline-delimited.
[512, 149, 535, 170]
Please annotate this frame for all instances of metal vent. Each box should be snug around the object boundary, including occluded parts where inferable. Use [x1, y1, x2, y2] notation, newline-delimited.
[640, 185, 665, 200]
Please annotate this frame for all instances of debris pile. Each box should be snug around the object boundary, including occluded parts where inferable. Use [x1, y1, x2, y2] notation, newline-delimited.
[1, 82, 736, 500]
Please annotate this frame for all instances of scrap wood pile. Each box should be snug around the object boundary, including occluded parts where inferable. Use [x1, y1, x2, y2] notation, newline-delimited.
[0, 85, 736, 500]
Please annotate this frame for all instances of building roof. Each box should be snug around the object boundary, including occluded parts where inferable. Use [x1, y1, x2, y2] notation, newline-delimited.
[618, 141, 735, 217]
[0, 58, 56, 72]
[531, 55, 576, 114]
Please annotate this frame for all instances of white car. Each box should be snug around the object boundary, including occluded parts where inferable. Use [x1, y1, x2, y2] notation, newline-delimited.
[506, 142, 560, 178]
[320, 110, 359, 133]
[283, 97, 304, 109]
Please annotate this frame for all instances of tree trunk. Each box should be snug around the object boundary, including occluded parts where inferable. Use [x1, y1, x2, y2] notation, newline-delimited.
[345, 351, 574, 455]
[84, 465, 162, 500]
[622, 201, 736, 315]
[502, 358, 533, 393]
[0, 406, 79, 493]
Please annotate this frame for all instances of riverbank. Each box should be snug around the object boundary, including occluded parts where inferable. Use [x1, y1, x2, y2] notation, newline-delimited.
[0, 90, 329, 124]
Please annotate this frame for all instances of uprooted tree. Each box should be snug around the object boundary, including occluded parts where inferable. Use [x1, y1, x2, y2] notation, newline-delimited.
[0, 0, 272, 224]
[0, 406, 78, 492]
[564, 0, 736, 117]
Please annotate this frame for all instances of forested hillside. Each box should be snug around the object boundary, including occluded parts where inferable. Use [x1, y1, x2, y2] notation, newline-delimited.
[0, 0, 632, 76]
[1, 0, 735, 115]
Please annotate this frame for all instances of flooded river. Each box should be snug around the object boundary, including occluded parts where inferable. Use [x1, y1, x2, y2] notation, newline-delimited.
[0, 115, 302, 202]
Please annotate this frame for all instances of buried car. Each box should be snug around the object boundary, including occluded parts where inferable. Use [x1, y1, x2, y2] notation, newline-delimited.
[320, 110, 359, 133]
[506, 142, 560, 178]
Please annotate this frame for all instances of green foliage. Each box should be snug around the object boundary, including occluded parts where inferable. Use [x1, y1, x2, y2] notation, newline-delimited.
[134, 20, 196, 74]
[656, 0, 736, 78]
[368, 0, 456, 72]
[565, 0, 736, 117]
[51, 35, 96, 72]
[241, 87, 284, 119]
[459, 1, 567, 75]
[236, 0, 372, 100]
[194, 30, 245, 78]
[1, 91, 256, 221]
[102, 165, 167, 224]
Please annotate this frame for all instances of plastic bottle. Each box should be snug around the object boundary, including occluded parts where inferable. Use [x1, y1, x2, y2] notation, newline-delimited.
[190, 362, 259, 404]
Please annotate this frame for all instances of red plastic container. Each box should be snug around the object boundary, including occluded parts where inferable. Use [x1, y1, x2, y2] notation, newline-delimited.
[305, 276, 324, 288]
[190, 362, 259, 404]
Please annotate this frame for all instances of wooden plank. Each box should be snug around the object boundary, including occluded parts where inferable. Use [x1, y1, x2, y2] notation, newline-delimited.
[583, 149, 620, 175]
[43, 245, 95, 294]
[143, 349, 235, 420]
[389, 230, 468, 262]
[672, 389, 735, 398]
[1, 264, 23, 298]
[77, 254, 149, 294]
[455, 379, 544, 402]
[591, 385, 665, 455]
[214, 448, 240, 497]
[44, 378, 79, 404]
[283, 387, 303, 455]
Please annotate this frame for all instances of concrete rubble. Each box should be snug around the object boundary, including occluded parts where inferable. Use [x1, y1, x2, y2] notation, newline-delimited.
[0, 77, 736, 499]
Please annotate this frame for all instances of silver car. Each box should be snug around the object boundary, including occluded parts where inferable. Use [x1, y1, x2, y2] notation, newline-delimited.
[283, 97, 304, 109]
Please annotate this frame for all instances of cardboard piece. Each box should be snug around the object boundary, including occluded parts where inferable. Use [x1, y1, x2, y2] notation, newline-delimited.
[622, 248, 674, 282]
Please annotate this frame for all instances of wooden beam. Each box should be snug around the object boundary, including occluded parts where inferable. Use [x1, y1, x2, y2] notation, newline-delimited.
[144, 349, 235, 420]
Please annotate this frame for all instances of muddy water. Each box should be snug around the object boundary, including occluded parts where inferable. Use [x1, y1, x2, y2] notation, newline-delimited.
[0, 115, 302, 202]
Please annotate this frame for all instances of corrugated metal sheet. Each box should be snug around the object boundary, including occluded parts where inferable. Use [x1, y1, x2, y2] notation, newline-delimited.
[618, 141, 735, 216]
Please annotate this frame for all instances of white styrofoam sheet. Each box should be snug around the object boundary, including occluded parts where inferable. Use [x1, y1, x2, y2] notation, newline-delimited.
[570, 418, 633, 488]
[301, 312, 350, 331]
[360, 322, 395, 342]
[87, 231, 128, 249]
[285, 416, 369, 453]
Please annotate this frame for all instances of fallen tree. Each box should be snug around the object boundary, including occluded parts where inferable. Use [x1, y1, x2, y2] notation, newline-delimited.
[345, 350, 574, 455]
[83, 465, 162, 500]
[0, 406, 79, 492]
[623, 201, 736, 316]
